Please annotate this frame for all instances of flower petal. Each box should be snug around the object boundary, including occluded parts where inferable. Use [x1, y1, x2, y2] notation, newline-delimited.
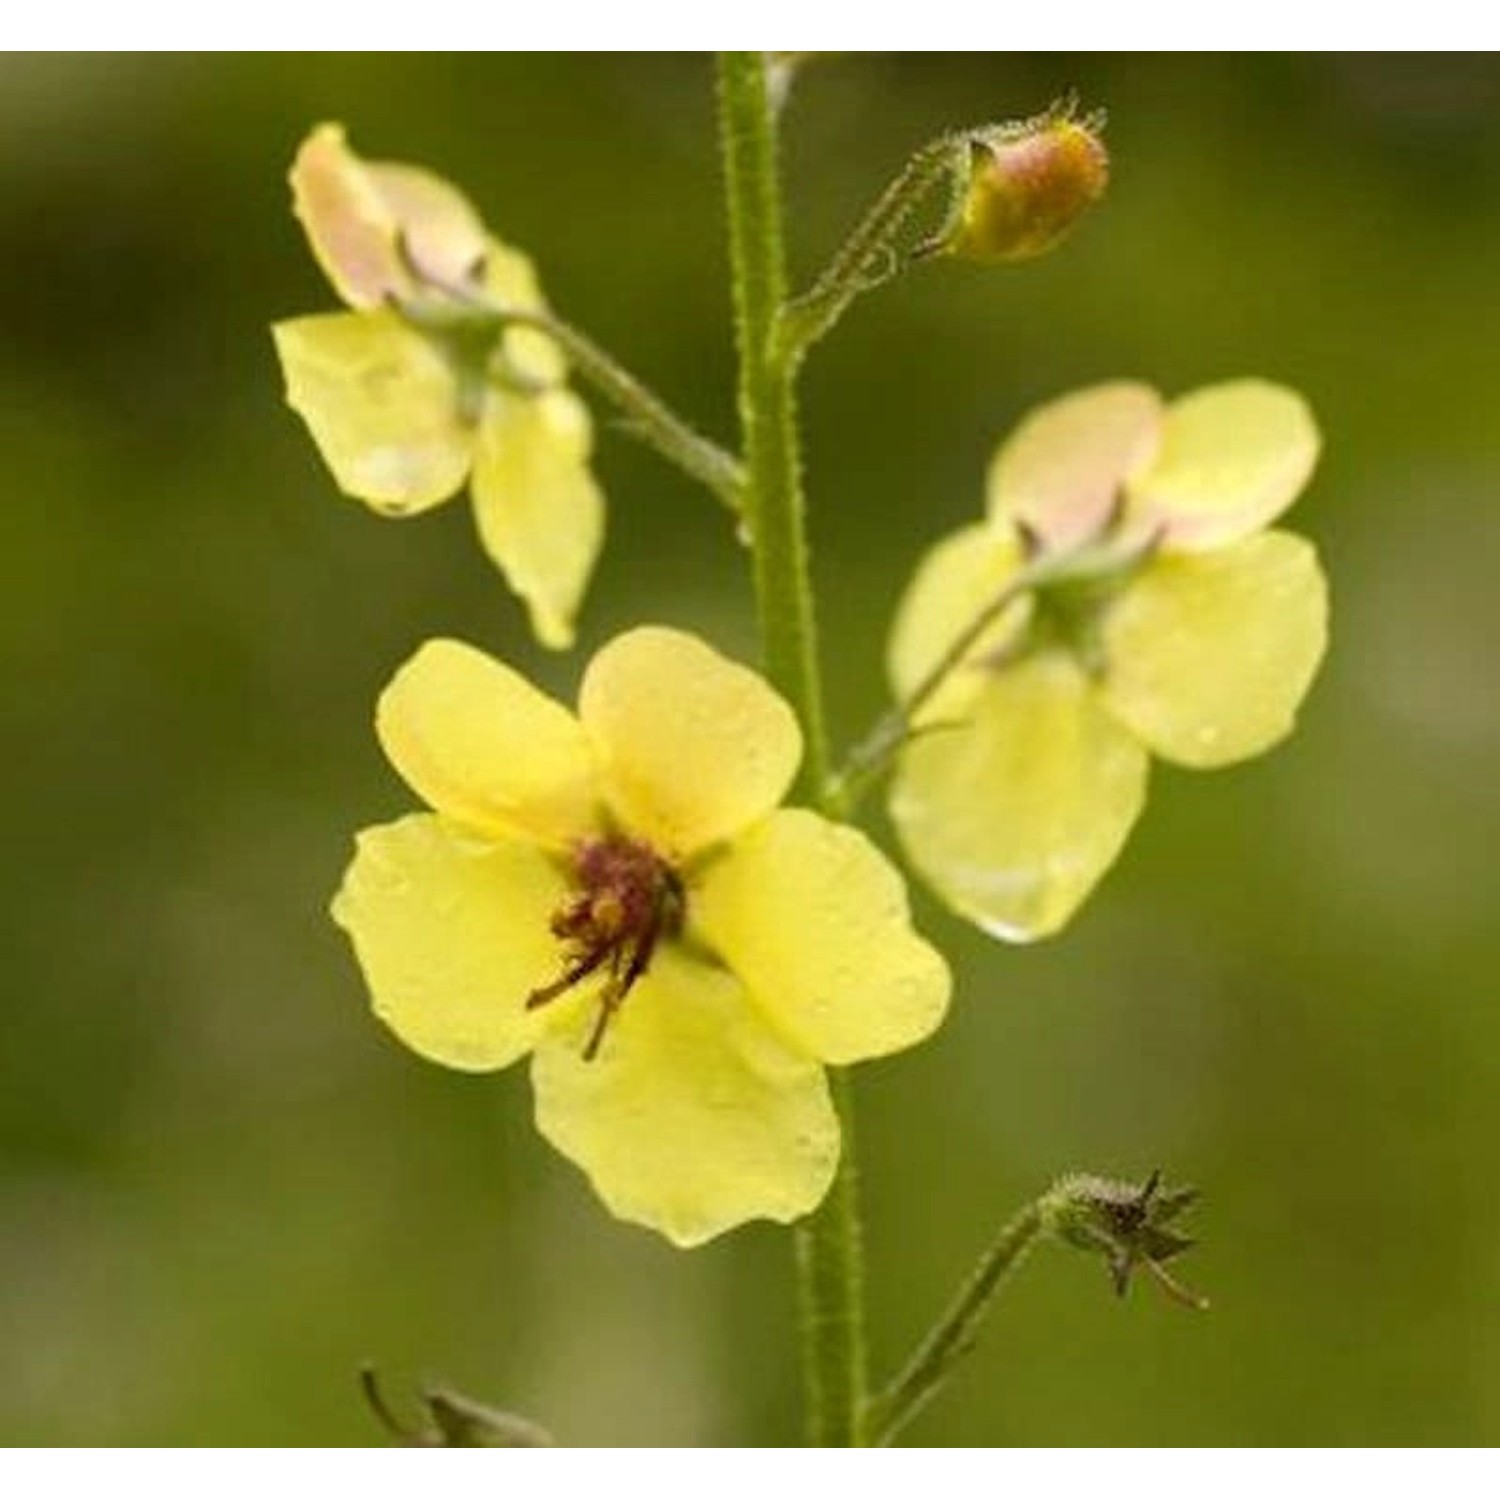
[692, 809, 950, 1065]
[289, 124, 488, 308]
[578, 627, 802, 859]
[1124, 380, 1320, 550]
[376, 637, 601, 848]
[889, 650, 1148, 942]
[289, 123, 410, 308]
[1099, 530, 1329, 768]
[887, 523, 1031, 717]
[331, 813, 570, 1071]
[272, 310, 470, 515]
[363, 161, 489, 294]
[483, 238, 568, 387]
[470, 390, 604, 652]
[987, 382, 1163, 553]
[530, 947, 839, 1246]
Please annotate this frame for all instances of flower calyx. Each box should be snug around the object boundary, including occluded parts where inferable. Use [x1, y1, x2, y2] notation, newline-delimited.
[528, 834, 686, 1061]
[1013, 506, 1165, 677]
[381, 232, 560, 420]
[1044, 1170, 1208, 1309]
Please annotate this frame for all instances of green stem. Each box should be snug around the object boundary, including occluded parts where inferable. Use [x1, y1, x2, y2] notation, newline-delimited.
[495, 305, 745, 509]
[866, 1171, 1205, 1443]
[716, 50, 865, 1447]
[398, 272, 743, 508]
[792, 1070, 867, 1444]
[828, 571, 1032, 816]
[864, 1196, 1047, 1446]
[717, 51, 829, 793]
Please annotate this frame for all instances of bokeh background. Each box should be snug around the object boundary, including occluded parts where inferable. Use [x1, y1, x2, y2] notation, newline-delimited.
[2, 52, 1497, 1445]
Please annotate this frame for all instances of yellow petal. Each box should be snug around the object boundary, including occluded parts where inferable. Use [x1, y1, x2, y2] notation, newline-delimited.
[470, 390, 604, 652]
[482, 238, 567, 387]
[889, 650, 1148, 941]
[289, 123, 410, 308]
[272, 310, 470, 515]
[331, 813, 570, 1071]
[288, 124, 489, 308]
[578, 627, 802, 859]
[376, 637, 601, 848]
[692, 810, 950, 1065]
[363, 161, 489, 293]
[987, 382, 1163, 553]
[1124, 380, 1320, 550]
[887, 523, 1031, 719]
[1099, 530, 1329, 769]
[530, 947, 839, 1246]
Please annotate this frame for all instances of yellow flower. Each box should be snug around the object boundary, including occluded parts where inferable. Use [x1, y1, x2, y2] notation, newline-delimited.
[271, 124, 601, 650]
[888, 379, 1329, 942]
[332, 626, 950, 1246]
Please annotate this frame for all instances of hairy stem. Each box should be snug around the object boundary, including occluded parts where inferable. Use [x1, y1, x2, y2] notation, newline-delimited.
[864, 1196, 1046, 1445]
[496, 305, 744, 508]
[717, 51, 830, 792]
[716, 49, 865, 1447]
[399, 272, 743, 508]
[779, 133, 970, 362]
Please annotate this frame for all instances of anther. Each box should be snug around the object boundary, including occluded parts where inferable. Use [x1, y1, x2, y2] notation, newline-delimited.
[524, 835, 684, 1060]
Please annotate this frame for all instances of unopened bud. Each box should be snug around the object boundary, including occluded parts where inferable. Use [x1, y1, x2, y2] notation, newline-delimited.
[947, 105, 1109, 264]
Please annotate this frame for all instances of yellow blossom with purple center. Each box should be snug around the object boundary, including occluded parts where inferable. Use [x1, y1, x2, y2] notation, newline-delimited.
[887, 379, 1329, 941]
[333, 626, 950, 1246]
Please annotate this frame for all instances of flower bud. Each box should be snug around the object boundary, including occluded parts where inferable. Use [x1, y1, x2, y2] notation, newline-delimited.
[947, 107, 1109, 264]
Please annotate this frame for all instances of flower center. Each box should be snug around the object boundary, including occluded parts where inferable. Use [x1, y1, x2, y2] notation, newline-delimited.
[526, 834, 685, 1061]
[983, 508, 1164, 679]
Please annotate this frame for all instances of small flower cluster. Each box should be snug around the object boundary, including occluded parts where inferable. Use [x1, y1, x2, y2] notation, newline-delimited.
[274, 114, 1328, 1251]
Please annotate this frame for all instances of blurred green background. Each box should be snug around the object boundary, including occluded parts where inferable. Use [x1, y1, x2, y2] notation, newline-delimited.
[2, 52, 1497, 1445]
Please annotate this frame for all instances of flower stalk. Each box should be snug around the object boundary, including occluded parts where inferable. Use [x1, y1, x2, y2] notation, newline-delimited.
[864, 1195, 1045, 1446]
[485, 304, 745, 508]
[829, 570, 1032, 816]
[398, 281, 744, 508]
[717, 51, 830, 795]
[866, 1172, 1205, 1446]
[716, 49, 865, 1446]
[269, 67, 1275, 1451]
[778, 132, 970, 362]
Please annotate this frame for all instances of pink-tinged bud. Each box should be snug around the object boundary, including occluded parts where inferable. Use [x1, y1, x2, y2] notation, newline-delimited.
[947, 108, 1109, 265]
